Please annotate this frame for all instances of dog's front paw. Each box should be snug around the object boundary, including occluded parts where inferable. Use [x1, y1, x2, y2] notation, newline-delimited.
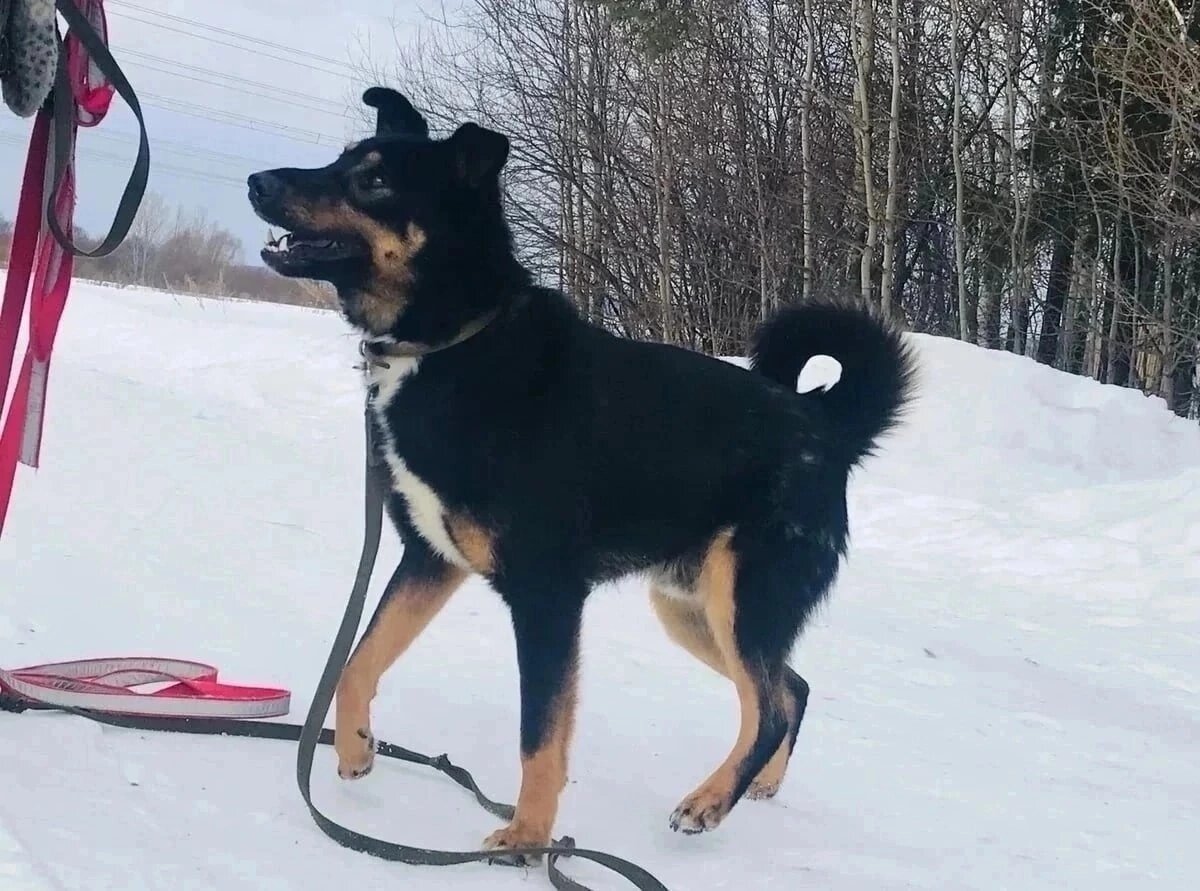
[482, 821, 551, 866]
[669, 785, 733, 834]
[336, 726, 376, 779]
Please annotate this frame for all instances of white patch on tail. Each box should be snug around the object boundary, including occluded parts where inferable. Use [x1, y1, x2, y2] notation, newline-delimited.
[796, 355, 842, 394]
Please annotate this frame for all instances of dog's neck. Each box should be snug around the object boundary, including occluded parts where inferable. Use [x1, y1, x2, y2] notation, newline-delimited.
[360, 306, 501, 366]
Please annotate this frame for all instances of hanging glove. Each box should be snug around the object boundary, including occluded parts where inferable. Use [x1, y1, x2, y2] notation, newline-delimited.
[1, 0, 59, 117]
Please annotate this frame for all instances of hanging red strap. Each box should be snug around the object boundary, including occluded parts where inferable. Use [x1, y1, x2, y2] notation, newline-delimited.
[0, 0, 140, 537]
[0, 108, 64, 536]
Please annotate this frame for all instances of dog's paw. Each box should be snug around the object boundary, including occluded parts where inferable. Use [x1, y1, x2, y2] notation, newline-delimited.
[336, 727, 376, 780]
[669, 786, 732, 834]
[745, 779, 781, 800]
[482, 822, 551, 866]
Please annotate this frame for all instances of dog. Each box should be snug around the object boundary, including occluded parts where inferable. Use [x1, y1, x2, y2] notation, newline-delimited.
[247, 87, 916, 857]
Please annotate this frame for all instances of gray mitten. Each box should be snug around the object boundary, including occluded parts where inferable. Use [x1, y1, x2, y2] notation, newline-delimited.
[1, 0, 59, 117]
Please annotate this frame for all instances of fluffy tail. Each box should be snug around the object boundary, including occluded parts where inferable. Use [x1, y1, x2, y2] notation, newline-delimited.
[749, 301, 918, 468]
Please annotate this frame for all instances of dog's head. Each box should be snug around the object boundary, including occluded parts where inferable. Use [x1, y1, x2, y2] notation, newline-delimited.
[247, 88, 511, 337]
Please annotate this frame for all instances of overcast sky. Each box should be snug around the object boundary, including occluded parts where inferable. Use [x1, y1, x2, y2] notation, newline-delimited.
[0, 0, 439, 263]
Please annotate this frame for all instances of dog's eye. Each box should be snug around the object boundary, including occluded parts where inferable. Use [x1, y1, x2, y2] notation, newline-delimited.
[360, 171, 389, 192]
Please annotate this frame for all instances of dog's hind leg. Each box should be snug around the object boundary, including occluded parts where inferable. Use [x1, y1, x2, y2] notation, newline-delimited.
[745, 666, 810, 799]
[668, 527, 835, 833]
[650, 585, 810, 802]
[335, 541, 467, 779]
[482, 581, 586, 861]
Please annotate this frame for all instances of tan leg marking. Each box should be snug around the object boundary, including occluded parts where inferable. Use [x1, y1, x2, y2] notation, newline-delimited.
[745, 687, 798, 799]
[651, 576, 797, 803]
[650, 585, 728, 675]
[483, 661, 579, 858]
[668, 531, 783, 832]
[334, 563, 468, 778]
[443, 512, 496, 575]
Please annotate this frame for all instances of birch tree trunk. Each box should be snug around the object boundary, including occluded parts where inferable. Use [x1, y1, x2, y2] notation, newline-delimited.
[950, 0, 970, 341]
[879, 0, 903, 321]
[800, 0, 816, 304]
[852, 0, 878, 305]
[655, 52, 673, 342]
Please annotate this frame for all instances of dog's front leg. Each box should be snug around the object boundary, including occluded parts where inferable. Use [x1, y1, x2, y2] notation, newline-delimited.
[335, 542, 467, 779]
[483, 588, 585, 862]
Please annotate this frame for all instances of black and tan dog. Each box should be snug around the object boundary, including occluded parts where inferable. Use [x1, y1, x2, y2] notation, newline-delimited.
[247, 87, 916, 857]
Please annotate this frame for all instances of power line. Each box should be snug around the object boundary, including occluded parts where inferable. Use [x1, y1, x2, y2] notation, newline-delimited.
[106, 0, 361, 73]
[125, 57, 351, 118]
[108, 10, 359, 82]
[0, 133, 246, 189]
[112, 46, 350, 112]
[80, 127, 277, 171]
[139, 91, 346, 146]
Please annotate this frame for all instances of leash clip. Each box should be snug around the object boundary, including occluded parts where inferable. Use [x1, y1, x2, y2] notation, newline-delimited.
[355, 341, 391, 372]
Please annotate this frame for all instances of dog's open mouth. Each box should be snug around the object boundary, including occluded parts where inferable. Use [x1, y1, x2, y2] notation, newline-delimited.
[260, 228, 366, 275]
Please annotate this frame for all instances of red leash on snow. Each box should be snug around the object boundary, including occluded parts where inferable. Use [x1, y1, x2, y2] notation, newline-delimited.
[0, 657, 291, 718]
[0, 0, 148, 536]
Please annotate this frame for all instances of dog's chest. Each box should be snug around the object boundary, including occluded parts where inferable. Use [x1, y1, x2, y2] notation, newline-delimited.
[365, 356, 472, 570]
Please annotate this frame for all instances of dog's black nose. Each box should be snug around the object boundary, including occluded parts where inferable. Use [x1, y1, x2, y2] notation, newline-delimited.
[247, 171, 283, 204]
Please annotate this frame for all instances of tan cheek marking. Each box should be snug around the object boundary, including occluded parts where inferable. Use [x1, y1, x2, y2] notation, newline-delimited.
[360, 291, 405, 333]
[356, 221, 427, 332]
[366, 221, 427, 282]
[291, 199, 361, 231]
[284, 197, 427, 334]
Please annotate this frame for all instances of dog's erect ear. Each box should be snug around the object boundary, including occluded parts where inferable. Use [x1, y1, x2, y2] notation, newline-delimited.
[449, 122, 510, 187]
[362, 87, 429, 138]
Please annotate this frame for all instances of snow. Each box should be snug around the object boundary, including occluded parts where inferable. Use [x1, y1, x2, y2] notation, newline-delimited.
[3, 278, 1199, 891]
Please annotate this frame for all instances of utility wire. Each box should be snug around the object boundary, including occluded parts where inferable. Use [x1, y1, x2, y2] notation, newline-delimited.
[79, 126, 277, 171]
[106, 0, 361, 73]
[125, 58, 351, 118]
[139, 91, 346, 146]
[107, 11, 359, 82]
[112, 46, 349, 112]
[0, 133, 246, 189]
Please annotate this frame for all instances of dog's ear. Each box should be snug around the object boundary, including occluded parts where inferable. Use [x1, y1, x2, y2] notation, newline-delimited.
[362, 87, 429, 139]
[448, 122, 510, 187]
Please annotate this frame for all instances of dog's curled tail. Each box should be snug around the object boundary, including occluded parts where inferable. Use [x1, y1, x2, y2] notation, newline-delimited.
[749, 301, 918, 469]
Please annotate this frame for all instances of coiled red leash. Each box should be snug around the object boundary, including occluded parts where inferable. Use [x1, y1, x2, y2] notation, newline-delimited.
[0, 0, 148, 535]
[0, 657, 291, 718]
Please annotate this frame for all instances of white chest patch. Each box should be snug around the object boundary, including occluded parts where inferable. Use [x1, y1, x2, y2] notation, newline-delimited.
[365, 353, 472, 570]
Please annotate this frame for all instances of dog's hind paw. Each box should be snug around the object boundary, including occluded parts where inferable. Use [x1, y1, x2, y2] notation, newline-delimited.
[745, 779, 781, 800]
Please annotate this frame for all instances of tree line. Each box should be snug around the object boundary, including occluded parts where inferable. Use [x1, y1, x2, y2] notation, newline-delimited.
[370, 0, 1200, 420]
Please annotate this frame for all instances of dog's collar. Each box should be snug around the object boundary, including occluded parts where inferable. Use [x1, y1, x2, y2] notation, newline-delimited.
[358, 308, 501, 368]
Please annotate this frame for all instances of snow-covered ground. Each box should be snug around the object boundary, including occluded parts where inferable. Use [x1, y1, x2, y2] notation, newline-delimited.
[3, 279, 1198, 891]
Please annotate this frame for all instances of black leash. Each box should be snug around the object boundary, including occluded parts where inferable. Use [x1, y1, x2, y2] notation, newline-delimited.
[46, 0, 149, 257]
[1, 405, 671, 891]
